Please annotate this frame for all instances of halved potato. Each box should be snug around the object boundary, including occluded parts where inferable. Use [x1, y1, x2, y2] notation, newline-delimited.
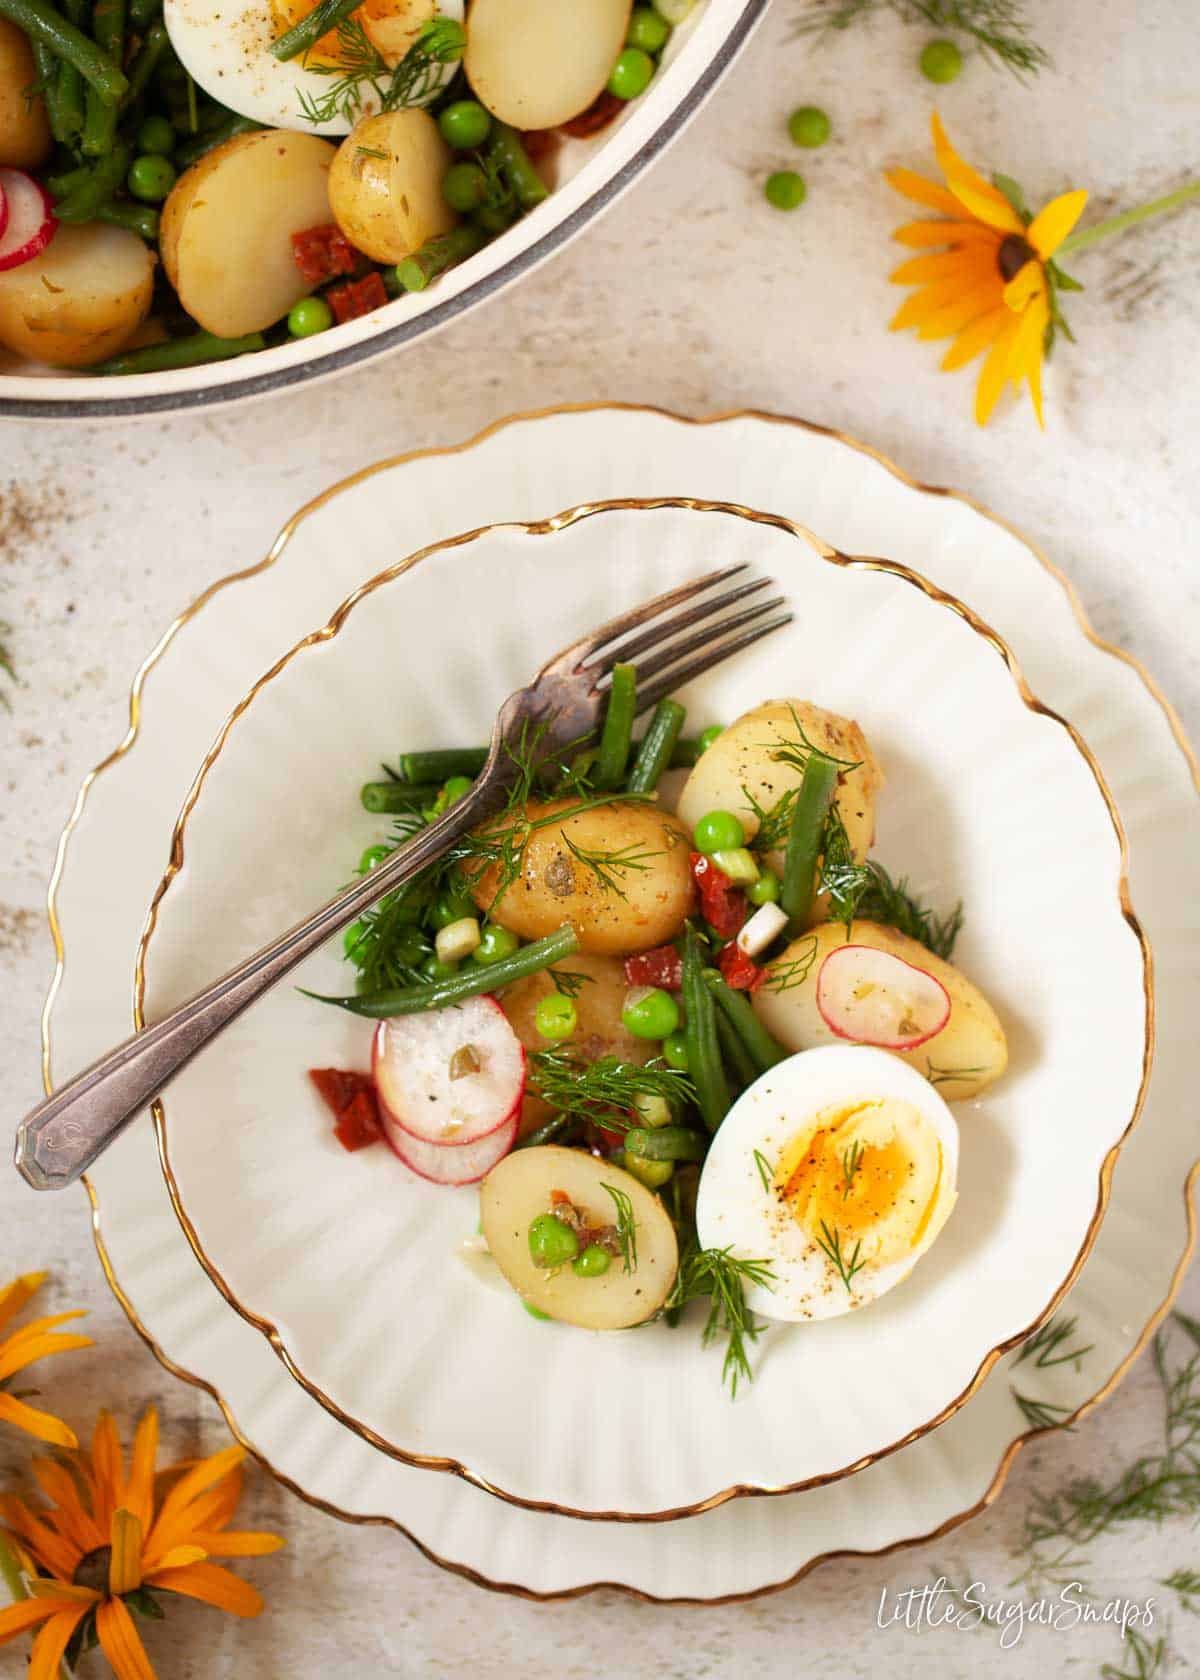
[753, 919, 1008, 1102]
[0, 225, 154, 367]
[481, 1146, 678, 1328]
[0, 19, 51, 169]
[465, 0, 632, 129]
[160, 129, 336, 337]
[327, 110, 456, 264]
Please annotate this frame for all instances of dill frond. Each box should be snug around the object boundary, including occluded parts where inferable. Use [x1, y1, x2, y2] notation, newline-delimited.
[792, 0, 1049, 78]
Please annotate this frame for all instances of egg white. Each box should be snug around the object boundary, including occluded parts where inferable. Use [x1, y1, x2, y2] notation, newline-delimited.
[164, 0, 464, 138]
[695, 1044, 960, 1323]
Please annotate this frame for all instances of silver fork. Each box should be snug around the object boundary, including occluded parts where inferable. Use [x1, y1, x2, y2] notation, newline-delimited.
[14, 565, 790, 1191]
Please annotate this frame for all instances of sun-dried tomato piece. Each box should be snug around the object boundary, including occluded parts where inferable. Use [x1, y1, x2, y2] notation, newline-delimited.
[308, 1067, 382, 1153]
[326, 271, 389, 324]
[292, 224, 361, 285]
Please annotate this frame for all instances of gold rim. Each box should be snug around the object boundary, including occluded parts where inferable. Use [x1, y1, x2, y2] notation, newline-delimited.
[38, 404, 1191, 1591]
[136, 492, 1153, 1522]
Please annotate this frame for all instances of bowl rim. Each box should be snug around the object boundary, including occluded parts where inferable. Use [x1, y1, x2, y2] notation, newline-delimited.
[138, 492, 1155, 1522]
[0, 0, 767, 421]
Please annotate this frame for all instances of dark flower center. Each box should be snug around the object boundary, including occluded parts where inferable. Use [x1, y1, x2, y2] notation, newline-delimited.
[997, 234, 1037, 282]
[73, 1546, 112, 1593]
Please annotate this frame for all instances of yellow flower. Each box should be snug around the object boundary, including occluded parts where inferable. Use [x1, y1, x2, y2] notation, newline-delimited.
[0, 1273, 91, 1448]
[0, 1409, 285, 1680]
[887, 113, 1088, 427]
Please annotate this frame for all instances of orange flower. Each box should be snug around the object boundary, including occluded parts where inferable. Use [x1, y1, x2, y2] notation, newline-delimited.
[0, 1409, 284, 1680]
[0, 1273, 91, 1448]
[887, 113, 1087, 427]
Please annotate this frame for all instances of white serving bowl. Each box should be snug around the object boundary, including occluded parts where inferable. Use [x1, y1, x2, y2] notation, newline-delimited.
[143, 499, 1150, 1520]
[0, 0, 765, 420]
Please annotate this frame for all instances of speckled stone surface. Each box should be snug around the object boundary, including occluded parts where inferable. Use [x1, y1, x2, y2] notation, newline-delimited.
[2, 0, 1199, 1673]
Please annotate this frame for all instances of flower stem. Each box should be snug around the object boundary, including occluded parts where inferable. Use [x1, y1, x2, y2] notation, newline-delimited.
[1058, 180, 1200, 257]
[0, 1533, 27, 1602]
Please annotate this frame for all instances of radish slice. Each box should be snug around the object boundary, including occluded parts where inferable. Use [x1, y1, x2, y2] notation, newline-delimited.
[816, 944, 951, 1051]
[372, 995, 525, 1147]
[0, 182, 8, 243]
[385, 1110, 518, 1185]
[0, 170, 56, 272]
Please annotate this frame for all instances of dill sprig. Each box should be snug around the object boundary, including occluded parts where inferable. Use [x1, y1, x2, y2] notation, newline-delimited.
[752, 1148, 774, 1192]
[601, 1182, 638, 1273]
[528, 1051, 694, 1134]
[1011, 1389, 1073, 1432]
[0, 623, 15, 710]
[1100, 1627, 1169, 1680]
[840, 1139, 864, 1199]
[763, 707, 863, 779]
[298, 15, 465, 128]
[814, 1220, 865, 1294]
[791, 0, 1049, 78]
[741, 784, 798, 853]
[925, 1058, 986, 1088]
[1013, 1313, 1094, 1373]
[547, 968, 595, 1001]
[666, 1242, 776, 1397]
[853, 861, 964, 960]
[818, 805, 871, 933]
[562, 834, 661, 898]
[761, 935, 820, 993]
[1160, 1568, 1200, 1614]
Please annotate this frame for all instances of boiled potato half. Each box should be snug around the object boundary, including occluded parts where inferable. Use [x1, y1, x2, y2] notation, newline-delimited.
[481, 1146, 678, 1329]
[469, 798, 694, 955]
[502, 953, 654, 1137]
[328, 110, 456, 264]
[161, 130, 335, 337]
[465, 0, 632, 130]
[753, 919, 1008, 1102]
[0, 225, 154, 367]
[0, 18, 50, 169]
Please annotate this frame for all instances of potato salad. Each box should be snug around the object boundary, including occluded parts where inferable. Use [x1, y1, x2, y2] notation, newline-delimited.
[307, 669, 1009, 1394]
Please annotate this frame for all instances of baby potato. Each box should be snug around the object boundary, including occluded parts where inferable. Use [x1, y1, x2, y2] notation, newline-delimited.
[465, 0, 632, 130]
[753, 920, 1007, 1102]
[0, 19, 51, 169]
[328, 110, 456, 264]
[0, 225, 154, 367]
[470, 798, 694, 955]
[501, 953, 654, 1138]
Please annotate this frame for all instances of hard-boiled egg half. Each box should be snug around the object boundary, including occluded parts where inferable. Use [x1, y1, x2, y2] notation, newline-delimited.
[164, 0, 464, 138]
[696, 1045, 958, 1323]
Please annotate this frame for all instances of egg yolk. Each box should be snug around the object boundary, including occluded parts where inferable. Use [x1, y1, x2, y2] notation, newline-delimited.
[270, 0, 436, 68]
[775, 1098, 945, 1271]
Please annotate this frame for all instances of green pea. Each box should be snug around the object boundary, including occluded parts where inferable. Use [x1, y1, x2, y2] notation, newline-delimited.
[626, 5, 669, 52]
[358, 843, 391, 873]
[693, 809, 746, 854]
[474, 924, 520, 965]
[136, 114, 175, 156]
[624, 1155, 674, 1190]
[697, 724, 724, 753]
[607, 45, 654, 100]
[430, 886, 475, 929]
[442, 775, 474, 806]
[420, 954, 458, 982]
[747, 869, 782, 906]
[535, 992, 578, 1041]
[572, 1244, 612, 1278]
[528, 1212, 579, 1267]
[442, 160, 489, 212]
[788, 105, 831, 148]
[621, 986, 680, 1041]
[764, 170, 807, 211]
[920, 38, 963, 82]
[288, 295, 333, 338]
[438, 98, 492, 150]
[662, 1030, 689, 1071]
[127, 154, 176, 203]
[522, 1299, 551, 1321]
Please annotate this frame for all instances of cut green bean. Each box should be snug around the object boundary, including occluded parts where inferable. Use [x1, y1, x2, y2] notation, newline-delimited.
[80, 0, 125, 154]
[397, 746, 488, 784]
[624, 1125, 708, 1164]
[45, 164, 91, 198]
[128, 0, 160, 25]
[173, 113, 260, 167]
[270, 0, 359, 59]
[487, 122, 549, 211]
[627, 698, 686, 795]
[395, 223, 486, 292]
[594, 662, 637, 791]
[781, 752, 838, 927]
[683, 924, 729, 1133]
[96, 199, 159, 239]
[122, 21, 169, 106]
[0, 0, 127, 103]
[93, 331, 265, 376]
[360, 780, 439, 814]
[304, 925, 579, 1018]
[704, 969, 787, 1075]
[55, 143, 131, 220]
[713, 1005, 757, 1089]
[30, 39, 68, 142]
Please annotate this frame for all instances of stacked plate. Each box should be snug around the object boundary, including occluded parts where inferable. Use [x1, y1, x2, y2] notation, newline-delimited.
[45, 406, 1197, 1600]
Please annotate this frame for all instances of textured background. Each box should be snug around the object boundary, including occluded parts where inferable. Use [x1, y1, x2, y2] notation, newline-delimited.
[2, 0, 1199, 1673]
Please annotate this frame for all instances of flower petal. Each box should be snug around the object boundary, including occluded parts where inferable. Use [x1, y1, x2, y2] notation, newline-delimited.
[885, 166, 962, 217]
[125, 1409, 159, 1535]
[152, 1544, 207, 1572]
[916, 280, 1009, 341]
[974, 314, 1023, 425]
[0, 1274, 47, 1338]
[890, 272, 1001, 332]
[29, 1604, 91, 1680]
[1002, 258, 1047, 313]
[0, 1598, 61, 1645]
[892, 218, 998, 249]
[0, 1495, 80, 1580]
[0, 1391, 78, 1451]
[890, 247, 999, 285]
[144, 1447, 244, 1564]
[110, 1508, 145, 1596]
[0, 1331, 93, 1385]
[1007, 292, 1051, 427]
[96, 1595, 158, 1680]
[1027, 189, 1088, 260]
[26, 1579, 98, 1604]
[190, 1530, 286, 1559]
[149, 1560, 265, 1619]
[930, 112, 1026, 234]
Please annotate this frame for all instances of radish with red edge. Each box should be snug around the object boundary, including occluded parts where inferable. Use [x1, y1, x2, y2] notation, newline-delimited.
[372, 995, 525, 1148]
[0, 169, 56, 272]
[0, 182, 8, 243]
[385, 1110, 519, 1186]
[816, 944, 951, 1051]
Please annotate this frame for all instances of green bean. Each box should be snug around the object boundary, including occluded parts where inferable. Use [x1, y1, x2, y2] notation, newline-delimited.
[29, 39, 68, 142]
[624, 1125, 708, 1164]
[704, 969, 787, 1075]
[128, 0, 160, 25]
[122, 20, 169, 106]
[173, 113, 260, 168]
[270, 0, 358, 59]
[713, 1006, 757, 1089]
[781, 752, 838, 928]
[96, 199, 159, 239]
[627, 698, 686, 794]
[80, 0, 125, 154]
[487, 122, 549, 211]
[594, 662, 637, 791]
[305, 926, 579, 1018]
[397, 747, 488, 784]
[515, 1113, 573, 1150]
[54, 0, 88, 138]
[395, 224, 486, 292]
[45, 165, 91, 198]
[93, 331, 265, 376]
[360, 780, 439, 815]
[54, 142, 130, 220]
[0, 0, 127, 103]
[682, 925, 728, 1133]
[472, 201, 516, 236]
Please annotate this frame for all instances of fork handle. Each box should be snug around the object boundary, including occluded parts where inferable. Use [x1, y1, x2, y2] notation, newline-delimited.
[14, 778, 503, 1191]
